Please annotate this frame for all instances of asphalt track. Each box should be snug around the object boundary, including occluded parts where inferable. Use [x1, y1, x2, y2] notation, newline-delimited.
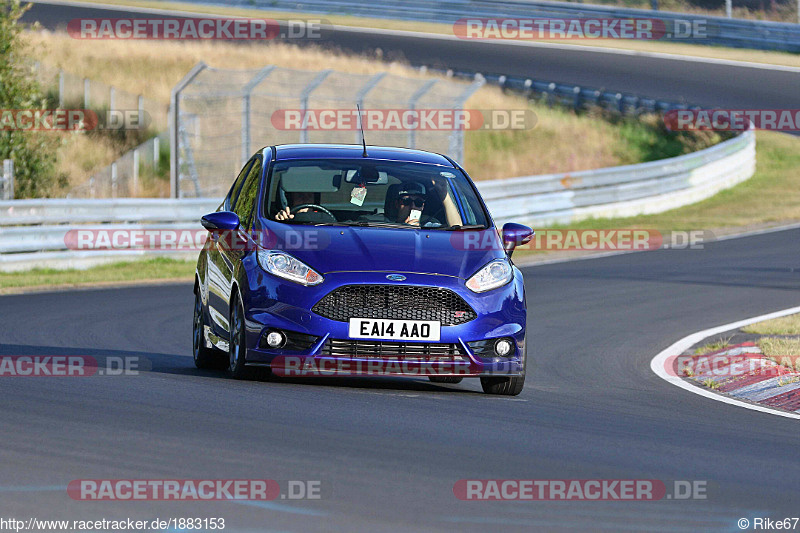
[5, 2, 800, 531]
[0, 229, 799, 531]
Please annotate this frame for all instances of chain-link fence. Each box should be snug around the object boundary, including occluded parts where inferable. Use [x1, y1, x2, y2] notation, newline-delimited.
[171, 63, 484, 198]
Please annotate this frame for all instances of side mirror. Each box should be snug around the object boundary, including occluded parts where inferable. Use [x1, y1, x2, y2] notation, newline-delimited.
[502, 223, 534, 257]
[201, 211, 240, 232]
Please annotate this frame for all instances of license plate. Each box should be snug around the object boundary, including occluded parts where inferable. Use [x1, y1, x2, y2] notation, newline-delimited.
[348, 318, 441, 341]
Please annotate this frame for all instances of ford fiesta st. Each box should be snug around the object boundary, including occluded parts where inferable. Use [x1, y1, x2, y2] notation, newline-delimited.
[193, 144, 533, 395]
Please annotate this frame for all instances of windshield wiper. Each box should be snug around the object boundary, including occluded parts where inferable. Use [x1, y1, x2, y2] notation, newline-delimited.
[446, 224, 487, 231]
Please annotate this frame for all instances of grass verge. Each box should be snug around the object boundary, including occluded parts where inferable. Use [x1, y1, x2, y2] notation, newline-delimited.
[743, 313, 800, 335]
[0, 258, 195, 293]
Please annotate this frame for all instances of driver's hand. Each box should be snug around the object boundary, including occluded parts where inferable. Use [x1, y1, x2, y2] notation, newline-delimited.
[404, 215, 420, 226]
[275, 207, 294, 221]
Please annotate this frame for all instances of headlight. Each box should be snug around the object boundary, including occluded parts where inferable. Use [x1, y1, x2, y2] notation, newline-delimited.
[257, 250, 323, 286]
[466, 259, 513, 293]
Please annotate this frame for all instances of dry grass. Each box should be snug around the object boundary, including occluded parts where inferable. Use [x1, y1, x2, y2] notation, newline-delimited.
[25, 29, 696, 187]
[52, 0, 800, 68]
[757, 337, 800, 372]
[694, 336, 733, 355]
[743, 313, 800, 335]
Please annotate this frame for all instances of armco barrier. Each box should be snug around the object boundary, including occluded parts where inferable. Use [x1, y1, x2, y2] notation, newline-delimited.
[0, 130, 755, 271]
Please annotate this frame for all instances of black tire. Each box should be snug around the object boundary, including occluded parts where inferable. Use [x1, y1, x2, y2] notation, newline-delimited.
[193, 289, 226, 370]
[480, 375, 525, 395]
[227, 293, 251, 379]
[428, 376, 463, 384]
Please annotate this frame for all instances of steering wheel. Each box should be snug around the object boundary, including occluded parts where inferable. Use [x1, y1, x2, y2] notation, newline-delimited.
[291, 203, 336, 222]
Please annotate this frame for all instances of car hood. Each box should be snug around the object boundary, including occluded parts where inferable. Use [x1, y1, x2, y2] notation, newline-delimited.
[263, 224, 506, 279]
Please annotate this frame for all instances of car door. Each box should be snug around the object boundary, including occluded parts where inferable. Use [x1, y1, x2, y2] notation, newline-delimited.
[206, 157, 257, 337]
[214, 155, 263, 338]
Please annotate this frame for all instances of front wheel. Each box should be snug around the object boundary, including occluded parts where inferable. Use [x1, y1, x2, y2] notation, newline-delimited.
[228, 294, 251, 379]
[193, 290, 226, 369]
[480, 375, 525, 395]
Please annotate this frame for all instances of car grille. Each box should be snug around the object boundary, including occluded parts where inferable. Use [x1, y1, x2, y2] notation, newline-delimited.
[312, 285, 476, 326]
[321, 338, 467, 361]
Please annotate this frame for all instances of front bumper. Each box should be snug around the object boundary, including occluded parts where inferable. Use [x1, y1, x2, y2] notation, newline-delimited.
[240, 270, 527, 377]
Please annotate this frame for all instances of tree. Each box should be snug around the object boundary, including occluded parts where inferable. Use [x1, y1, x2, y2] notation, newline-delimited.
[0, 0, 59, 198]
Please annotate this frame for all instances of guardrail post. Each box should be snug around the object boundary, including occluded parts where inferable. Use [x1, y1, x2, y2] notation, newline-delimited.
[109, 86, 116, 113]
[111, 162, 118, 198]
[84, 78, 90, 109]
[154, 136, 160, 170]
[573, 86, 582, 110]
[133, 148, 140, 197]
[138, 95, 144, 122]
[2, 160, 14, 200]
[299, 69, 333, 144]
[170, 62, 207, 198]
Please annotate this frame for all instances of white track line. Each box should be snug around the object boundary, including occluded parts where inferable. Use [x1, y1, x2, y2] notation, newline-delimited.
[32, 0, 800, 73]
[650, 305, 800, 420]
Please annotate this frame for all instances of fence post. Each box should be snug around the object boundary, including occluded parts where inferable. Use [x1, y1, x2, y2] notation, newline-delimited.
[138, 94, 145, 124]
[170, 62, 207, 198]
[2, 160, 13, 200]
[110, 86, 116, 113]
[84, 78, 90, 108]
[133, 148, 140, 197]
[241, 66, 276, 168]
[407, 79, 438, 149]
[354, 72, 387, 144]
[58, 70, 64, 108]
[298, 69, 333, 144]
[449, 74, 484, 164]
[111, 162, 118, 198]
[154, 136, 160, 170]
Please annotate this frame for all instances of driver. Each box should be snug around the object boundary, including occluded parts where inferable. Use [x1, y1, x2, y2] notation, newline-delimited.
[388, 182, 430, 226]
[275, 191, 315, 221]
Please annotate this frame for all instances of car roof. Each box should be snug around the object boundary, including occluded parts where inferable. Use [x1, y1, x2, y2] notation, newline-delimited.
[268, 144, 455, 167]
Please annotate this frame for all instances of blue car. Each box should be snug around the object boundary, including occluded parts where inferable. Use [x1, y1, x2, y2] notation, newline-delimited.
[193, 144, 533, 395]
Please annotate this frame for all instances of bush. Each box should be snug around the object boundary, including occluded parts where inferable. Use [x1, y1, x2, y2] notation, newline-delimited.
[0, 1, 63, 197]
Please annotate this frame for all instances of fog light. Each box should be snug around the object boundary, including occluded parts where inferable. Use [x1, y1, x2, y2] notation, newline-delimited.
[494, 338, 513, 357]
[266, 330, 285, 349]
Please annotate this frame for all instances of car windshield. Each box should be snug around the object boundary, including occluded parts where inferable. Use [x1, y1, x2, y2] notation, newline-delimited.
[263, 159, 489, 229]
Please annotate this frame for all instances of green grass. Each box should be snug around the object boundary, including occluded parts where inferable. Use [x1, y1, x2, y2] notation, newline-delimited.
[0, 258, 195, 292]
[744, 314, 800, 335]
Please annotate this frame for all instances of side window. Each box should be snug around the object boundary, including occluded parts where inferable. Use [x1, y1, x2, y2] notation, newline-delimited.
[233, 158, 262, 230]
[224, 158, 254, 211]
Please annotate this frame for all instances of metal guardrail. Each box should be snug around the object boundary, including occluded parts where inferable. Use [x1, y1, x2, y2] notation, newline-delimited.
[483, 129, 755, 227]
[0, 129, 755, 271]
[176, 0, 800, 52]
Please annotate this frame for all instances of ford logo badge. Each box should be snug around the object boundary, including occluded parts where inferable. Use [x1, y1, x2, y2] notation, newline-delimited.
[386, 274, 406, 281]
